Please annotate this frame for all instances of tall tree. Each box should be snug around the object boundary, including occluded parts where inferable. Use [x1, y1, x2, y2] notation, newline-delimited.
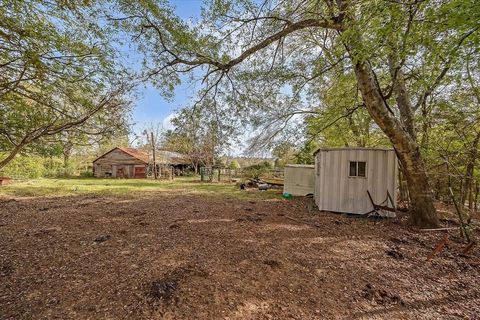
[117, 0, 479, 227]
[423, 50, 480, 209]
[0, 0, 133, 170]
[161, 103, 235, 172]
[272, 142, 296, 167]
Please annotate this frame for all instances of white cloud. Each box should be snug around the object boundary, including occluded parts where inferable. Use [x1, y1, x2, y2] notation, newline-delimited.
[162, 113, 177, 131]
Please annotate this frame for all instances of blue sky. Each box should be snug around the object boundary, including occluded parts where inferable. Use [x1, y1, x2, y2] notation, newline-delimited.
[131, 0, 203, 135]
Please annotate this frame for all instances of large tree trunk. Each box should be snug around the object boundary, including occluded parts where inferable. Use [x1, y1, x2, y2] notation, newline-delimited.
[353, 61, 439, 228]
[387, 52, 416, 139]
[62, 141, 73, 176]
[0, 144, 24, 171]
[395, 146, 439, 227]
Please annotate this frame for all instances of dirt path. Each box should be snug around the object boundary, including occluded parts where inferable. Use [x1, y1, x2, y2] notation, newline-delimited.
[0, 195, 479, 319]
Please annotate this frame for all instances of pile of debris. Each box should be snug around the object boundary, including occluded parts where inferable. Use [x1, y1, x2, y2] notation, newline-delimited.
[237, 178, 283, 191]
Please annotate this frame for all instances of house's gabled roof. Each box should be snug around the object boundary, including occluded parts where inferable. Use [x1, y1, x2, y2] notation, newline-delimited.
[93, 147, 148, 164]
[92, 147, 191, 165]
[118, 147, 149, 163]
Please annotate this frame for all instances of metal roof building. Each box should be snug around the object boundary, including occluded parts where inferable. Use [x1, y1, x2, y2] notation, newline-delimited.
[314, 148, 397, 215]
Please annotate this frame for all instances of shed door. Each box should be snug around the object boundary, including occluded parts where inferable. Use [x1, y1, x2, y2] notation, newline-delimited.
[134, 166, 146, 178]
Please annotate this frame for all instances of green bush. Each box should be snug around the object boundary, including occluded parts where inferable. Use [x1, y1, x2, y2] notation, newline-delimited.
[0, 154, 88, 178]
[80, 170, 94, 177]
[229, 160, 241, 169]
[242, 162, 272, 181]
[43, 158, 65, 177]
[0, 155, 45, 178]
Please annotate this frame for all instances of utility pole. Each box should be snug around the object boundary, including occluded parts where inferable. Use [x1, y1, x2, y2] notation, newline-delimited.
[151, 131, 157, 179]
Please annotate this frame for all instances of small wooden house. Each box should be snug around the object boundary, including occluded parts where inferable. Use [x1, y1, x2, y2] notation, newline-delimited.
[93, 147, 148, 178]
[314, 148, 397, 215]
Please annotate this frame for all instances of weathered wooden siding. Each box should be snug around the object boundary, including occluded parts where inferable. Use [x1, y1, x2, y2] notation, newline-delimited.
[283, 165, 315, 196]
[314, 148, 397, 214]
[93, 149, 146, 178]
[94, 149, 146, 166]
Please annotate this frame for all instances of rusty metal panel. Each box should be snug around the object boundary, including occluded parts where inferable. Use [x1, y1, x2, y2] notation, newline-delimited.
[134, 165, 146, 178]
[94, 148, 146, 166]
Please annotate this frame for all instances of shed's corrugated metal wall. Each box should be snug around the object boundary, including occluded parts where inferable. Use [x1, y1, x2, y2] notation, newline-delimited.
[283, 165, 315, 196]
[314, 148, 397, 214]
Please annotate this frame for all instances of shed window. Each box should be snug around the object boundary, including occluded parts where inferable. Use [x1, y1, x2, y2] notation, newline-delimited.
[349, 161, 367, 177]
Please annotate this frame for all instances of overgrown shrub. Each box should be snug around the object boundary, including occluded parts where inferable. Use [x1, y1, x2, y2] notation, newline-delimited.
[229, 160, 241, 169]
[0, 155, 46, 178]
[243, 162, 272, 181]
[79, 170, 94, 177]
[43, 158, 66, 177]
[0, 154, 89, 178]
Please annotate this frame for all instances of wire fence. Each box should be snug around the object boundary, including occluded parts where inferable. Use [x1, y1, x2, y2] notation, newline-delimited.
[199, 167, 284, 182]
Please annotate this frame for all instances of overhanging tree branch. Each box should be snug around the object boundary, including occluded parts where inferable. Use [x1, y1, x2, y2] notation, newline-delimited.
[152, 18, 343, 75]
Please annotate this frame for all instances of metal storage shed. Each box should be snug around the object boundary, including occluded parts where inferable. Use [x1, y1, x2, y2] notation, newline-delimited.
[314, 148, 397, 215]
[283, 164, 315, 196]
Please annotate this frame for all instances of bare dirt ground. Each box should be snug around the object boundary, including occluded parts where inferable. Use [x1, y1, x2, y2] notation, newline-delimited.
[1, 193, 479, 319]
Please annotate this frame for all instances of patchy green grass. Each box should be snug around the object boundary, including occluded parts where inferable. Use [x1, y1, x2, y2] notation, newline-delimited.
[0, 177, 281, 200]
